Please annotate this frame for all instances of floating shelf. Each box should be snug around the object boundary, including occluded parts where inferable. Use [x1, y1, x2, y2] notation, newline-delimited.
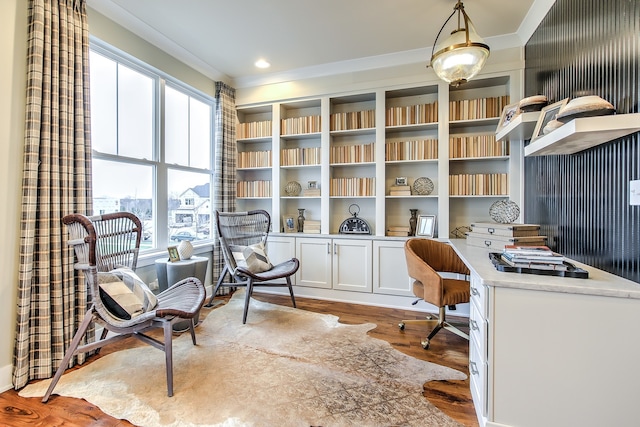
[495, 111, 540, 142]
[524, 113, 640, 156]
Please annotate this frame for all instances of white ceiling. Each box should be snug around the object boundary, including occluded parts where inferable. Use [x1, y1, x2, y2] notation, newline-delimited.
[87, 0, 554, 88]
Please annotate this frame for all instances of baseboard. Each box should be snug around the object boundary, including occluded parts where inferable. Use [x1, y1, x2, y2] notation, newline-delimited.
[0, 363, 13, 393]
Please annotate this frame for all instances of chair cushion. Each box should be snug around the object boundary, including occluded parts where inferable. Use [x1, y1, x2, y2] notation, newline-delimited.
[98, 268, 158, 320]
[230, 242, 273, 273]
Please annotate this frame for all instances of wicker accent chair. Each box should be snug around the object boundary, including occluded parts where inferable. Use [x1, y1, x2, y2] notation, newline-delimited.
[42, 212, 205, 402]
[205, 210, 299, 323]
[399, 238, 470, 349]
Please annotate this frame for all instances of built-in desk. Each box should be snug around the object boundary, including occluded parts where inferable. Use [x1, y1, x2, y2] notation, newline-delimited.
[449, 239, 640, 427]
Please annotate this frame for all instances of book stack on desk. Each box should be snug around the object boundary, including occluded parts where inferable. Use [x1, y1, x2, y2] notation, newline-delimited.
[465, 222, 546, 250]
[501, 245, 567, 271]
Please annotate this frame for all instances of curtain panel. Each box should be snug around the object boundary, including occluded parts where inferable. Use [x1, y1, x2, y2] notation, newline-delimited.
[13, 0, 93, 389]
[212, 82, 237, 294]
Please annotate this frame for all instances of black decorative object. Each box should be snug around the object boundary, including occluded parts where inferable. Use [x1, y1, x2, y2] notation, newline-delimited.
[409, 209, 418, 236]
[297, 208, 305, 232]
[339, 204, 372, 235]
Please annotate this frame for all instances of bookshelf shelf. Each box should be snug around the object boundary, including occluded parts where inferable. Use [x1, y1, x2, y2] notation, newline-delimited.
[524, 113, 640, 156]
[495, 111, 540, 142]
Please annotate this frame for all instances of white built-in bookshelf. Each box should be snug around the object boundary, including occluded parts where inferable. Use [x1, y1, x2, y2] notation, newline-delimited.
[235, 72, 523, 238]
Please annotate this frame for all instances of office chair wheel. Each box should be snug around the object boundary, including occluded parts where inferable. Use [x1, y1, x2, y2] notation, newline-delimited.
[421, 338, 430, 349]
[398, 322, 405, 330]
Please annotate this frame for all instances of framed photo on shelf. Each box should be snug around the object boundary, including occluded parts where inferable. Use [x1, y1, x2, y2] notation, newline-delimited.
[497, 102, 519, 129]
[395, 177, 408, 186]
[167, 246, 180, 262]
[531, 98, 568, 141]
[416, 215, 436, 237]
[282, 215, 297, 233]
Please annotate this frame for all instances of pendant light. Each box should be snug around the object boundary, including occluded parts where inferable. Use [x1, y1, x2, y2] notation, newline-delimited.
[429, 0, 490, 87]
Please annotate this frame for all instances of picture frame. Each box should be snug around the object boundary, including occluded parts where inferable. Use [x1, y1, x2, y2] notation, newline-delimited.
[531, 98, 569, 141]
[497, 102, 519, 129]
[416, 214, 436, 237]
[167, 246, 180, 262]
[282, 215, 297, 233]
[308, 180, 317, 189]
[395, 177, 408, 186]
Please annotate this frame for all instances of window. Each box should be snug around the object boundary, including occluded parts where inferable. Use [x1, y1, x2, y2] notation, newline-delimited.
[89, 41, 214, 252]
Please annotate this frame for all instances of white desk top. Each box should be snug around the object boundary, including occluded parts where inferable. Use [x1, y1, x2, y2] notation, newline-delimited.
[449, 239, 640, 300]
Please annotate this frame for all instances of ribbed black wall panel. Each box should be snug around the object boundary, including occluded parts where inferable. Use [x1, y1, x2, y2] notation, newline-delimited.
[524, 0, 639, 283]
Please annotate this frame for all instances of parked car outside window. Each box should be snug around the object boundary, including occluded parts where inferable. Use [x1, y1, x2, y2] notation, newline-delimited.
[170, 230, 196, 241]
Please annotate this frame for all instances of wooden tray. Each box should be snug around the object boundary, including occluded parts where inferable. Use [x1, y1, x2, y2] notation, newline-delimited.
[489, 252, 589, 279]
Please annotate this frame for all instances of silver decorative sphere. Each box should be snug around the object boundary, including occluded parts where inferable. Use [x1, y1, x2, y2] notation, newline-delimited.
[489, 199, 520, 223]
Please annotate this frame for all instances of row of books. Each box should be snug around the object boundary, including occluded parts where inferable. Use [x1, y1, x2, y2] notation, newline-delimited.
[281, 115, 321, 135]
[238, 150, 272, 168]
[237, 120, 272, 139]
[385, 139, 438, 161]
[280, 147, 321, 166]
[303, 220, 321, 234]
[501, 245, 567, 271]
[449, 135, 509, 159]
[449, 173, 509, 196]
[329, 142, 375, 164]
[385, 102, 438, 126]
[329, 177, 375, 197]
[236, 180, 271, 198]
[449, 96, 510, 121]
[330, 110, 375, 131]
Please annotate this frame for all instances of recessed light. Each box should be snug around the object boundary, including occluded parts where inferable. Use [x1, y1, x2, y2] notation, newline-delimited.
[255, 59, 270, 69]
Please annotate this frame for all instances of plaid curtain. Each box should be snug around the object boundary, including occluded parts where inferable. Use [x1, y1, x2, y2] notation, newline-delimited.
[13, 0, 93, 389]
[212, 82, 237, 294]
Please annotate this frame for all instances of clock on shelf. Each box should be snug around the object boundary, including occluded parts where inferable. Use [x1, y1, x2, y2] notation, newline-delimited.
[339, 204, 372, 235]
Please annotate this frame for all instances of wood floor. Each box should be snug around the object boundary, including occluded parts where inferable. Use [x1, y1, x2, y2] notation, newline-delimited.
[0, 292, 478, 427]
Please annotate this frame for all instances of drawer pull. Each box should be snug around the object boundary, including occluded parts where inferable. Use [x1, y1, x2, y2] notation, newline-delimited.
[487, 227, 495, 234]
[470, 319, 479, 331]
[484, 240, 492, 247]
[471, 286, 480, 296]
[469, 361, 479, 376]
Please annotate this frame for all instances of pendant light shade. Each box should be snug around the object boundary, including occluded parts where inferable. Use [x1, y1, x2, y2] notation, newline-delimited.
[429, 1, 490, 86]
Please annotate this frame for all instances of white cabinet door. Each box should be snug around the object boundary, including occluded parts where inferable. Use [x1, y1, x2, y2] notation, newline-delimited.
[266, 236, 297, 285]
[332, 238, 372, 293]
[295, 237, 332, 289]
[372, 239, 413, 296]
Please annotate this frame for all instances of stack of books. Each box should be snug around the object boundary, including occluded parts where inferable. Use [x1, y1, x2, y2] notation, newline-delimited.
[304, 187, 321, 197]
[387, 225, 410, 236]
[389, 185, 411, 196]
[303, 220, 321, 234]
[501, 245, 567, 271]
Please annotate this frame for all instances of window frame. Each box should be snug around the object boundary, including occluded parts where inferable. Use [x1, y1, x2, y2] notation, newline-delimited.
[89, 38, 216, 260]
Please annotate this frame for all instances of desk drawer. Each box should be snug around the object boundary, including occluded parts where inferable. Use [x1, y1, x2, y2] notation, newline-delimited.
[470, 273, 488, 318]
[469, 300, 487, 358]
[469, 333, 488, 421]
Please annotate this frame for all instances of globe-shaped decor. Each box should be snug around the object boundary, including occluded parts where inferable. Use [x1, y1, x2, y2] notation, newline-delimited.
[489, 199, 520, 224]
[284, 181, 302, 196]
[177, 240, 194, 260]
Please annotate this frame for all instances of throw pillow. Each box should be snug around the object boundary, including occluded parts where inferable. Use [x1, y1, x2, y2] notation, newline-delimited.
[230, 242, 273, 273]
[98, 268, 158, 320]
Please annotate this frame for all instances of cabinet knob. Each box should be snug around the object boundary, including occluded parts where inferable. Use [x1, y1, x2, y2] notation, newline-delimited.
[471, 286, 480, 296]
[470, 319, 479, 331]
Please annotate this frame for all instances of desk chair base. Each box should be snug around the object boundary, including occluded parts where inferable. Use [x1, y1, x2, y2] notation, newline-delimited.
[399, 306, 469, 350]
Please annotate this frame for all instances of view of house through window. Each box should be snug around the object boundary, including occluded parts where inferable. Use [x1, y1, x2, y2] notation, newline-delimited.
[89, 42, 214, 251]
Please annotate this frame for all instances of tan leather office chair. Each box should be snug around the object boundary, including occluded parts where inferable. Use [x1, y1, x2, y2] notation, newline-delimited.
[400, 238, 470, 349]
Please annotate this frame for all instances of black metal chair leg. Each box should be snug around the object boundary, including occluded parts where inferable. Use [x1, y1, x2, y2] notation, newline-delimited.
[286, 276, 296, 308]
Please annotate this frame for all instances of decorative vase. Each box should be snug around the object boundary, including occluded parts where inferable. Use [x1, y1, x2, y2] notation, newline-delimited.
[297, 208, 305, 232]
[409, 209, 418, 236]
[177, 240, 194, 260]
